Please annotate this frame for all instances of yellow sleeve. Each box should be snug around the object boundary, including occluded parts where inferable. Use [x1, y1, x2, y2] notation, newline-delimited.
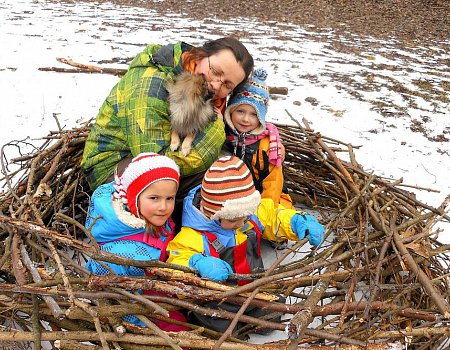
[166, 227, 205, 267]
[256, 198, 299, 242]
[257, 138, 295, 209]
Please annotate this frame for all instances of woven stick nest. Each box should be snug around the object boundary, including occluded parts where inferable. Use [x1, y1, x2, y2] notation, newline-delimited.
[0, 117, 449, 350]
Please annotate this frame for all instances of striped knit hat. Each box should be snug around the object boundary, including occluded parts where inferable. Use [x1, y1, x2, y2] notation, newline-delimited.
[200, 155, 261, 220]
[114, 153, 180, 217]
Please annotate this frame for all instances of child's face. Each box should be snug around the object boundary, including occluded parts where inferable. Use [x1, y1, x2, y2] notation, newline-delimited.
[219, 216, 249, 230]
[138, 180, 177, 227]
[230, 104, 260, 133]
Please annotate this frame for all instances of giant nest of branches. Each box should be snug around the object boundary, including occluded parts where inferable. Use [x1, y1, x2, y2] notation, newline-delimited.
[0, 117, 449, 350]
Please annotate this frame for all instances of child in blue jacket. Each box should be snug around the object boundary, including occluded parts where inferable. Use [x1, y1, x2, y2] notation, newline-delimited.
[85, 152, 188, 331]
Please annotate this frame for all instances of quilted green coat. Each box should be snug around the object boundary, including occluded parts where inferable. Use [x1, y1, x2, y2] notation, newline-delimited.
[81, 42, 225, 190]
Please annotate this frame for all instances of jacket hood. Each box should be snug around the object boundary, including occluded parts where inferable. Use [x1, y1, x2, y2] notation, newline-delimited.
[128, 42, 193, 74]
[182, 184, 237, 248]
[86, 181, 145, 243]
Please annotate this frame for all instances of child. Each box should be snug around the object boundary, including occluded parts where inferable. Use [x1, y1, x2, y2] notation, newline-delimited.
[222, 68, 293, 209]
[166, 155, 324, 333]
[85, 152, 188, 331]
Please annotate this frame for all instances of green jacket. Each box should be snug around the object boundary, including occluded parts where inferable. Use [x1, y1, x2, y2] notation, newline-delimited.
[82, 42, 225, 190]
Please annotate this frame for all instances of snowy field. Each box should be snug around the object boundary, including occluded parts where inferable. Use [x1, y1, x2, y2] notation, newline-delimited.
[2, 0, 448, 238]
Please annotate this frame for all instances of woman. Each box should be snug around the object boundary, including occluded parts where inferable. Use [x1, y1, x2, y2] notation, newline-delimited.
[82, 37, 254, 201]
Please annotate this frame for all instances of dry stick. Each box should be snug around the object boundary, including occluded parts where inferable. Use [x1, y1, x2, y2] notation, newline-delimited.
[306, 123, 387, 231]
[0, 331, 261, 350]
[213, 240, 305, 350]
[52, 57, 289, 95]
[20, 244, 65, 320]
[286, 252, 342, 349]
[339, 223, 362, 327]
[52, 282, 364, 346]
[218, 238, 386, 300]
[0, 143, 24, 205]
[57, 58, 103, 71]
[0, 324, 362, 348]
[363, 211, 397, 321]
[0, 237, 11, 269]
[276, 123, 356, 147]
[134, 314, 183, 350]
[147, 266, 278, 301]
[3, 123, 447, 344]
[110, 287, 169, 317]
[26, 134, 65, 198]
[25, 236, 90, 276]
[38, 67, 126, 75]
[348, 164, 449, 220]
[423, 194, 450, 232]
[285, 111, 351, 198]
[32, 294, 42, 350]
[62, 289, 286, 331]
[368, 327, 450, 340]
[46, 239, 110, 350]
[116, 301, 182, 350]
[392, 231, 450, 318]
[4, 279, 439, 323]
[54, 212, 99, 252]
[55, 340, 102, 350]
[11, 232, 28, 285]
[0, 215, 194, 272]
[38, 139, 68, 185]
[313, 300, 438, 322]
[300, 115, 358, 193]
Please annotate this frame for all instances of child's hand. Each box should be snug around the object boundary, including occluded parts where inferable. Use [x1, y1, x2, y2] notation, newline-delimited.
[189, 253, 233, 282]
[290, 213, 324, 246]
[214, 107, 224, 121]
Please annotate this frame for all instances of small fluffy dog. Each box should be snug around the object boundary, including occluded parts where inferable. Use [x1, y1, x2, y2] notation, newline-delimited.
[166, 72, 215, 156]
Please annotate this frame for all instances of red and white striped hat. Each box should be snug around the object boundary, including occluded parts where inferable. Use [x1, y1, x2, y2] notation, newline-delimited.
[200, 155, 261, 220]
[115, 153, 180, 217]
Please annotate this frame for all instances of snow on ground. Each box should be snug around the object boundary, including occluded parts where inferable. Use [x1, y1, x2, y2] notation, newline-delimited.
[1, 4, 449, 232]
[1, 0, 448, 235]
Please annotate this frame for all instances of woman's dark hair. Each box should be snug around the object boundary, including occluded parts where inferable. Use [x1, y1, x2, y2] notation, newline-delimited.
[184, 36, 254, 92]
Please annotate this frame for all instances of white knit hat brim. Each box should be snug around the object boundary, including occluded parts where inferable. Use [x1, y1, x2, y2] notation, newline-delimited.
[209, 190, 261, 220]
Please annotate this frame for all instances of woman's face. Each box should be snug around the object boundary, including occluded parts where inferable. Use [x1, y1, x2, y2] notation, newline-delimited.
[195, 49, 246, 99]
[138, 180, 177, 227]
[230, 104, 260, 133]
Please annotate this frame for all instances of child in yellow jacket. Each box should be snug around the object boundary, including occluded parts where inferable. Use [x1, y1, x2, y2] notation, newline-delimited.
[166, 155, 324, 333]
[221, 68, 293, 209]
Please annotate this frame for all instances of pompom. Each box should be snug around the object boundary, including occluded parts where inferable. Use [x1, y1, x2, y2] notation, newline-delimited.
[253, 68, 268, 82]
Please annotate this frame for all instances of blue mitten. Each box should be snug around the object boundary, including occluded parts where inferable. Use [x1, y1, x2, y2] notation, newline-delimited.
[189, 253, 233, 282]
[290, 213, 325, 246]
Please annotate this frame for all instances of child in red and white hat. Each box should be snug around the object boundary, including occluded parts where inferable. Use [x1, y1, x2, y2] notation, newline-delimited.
[166, 155, 324, 333]
[85, 152, 188, 330]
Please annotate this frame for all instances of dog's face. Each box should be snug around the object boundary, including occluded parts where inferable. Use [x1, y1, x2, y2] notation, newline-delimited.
[166, 71, 216, 156]
[190, 73, 214, 102]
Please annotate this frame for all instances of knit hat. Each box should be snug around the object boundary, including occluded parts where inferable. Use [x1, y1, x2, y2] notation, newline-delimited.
[200, 155, 261, 220]
[115, 153, 180, 217]
[224, 68, 269, 135]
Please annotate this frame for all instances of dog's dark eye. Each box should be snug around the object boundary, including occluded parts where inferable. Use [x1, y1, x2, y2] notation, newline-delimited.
[205, 90, 214, 101]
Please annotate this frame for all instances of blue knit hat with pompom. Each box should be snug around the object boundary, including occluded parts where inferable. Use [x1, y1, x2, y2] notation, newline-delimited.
[225, 68, 269, 135]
